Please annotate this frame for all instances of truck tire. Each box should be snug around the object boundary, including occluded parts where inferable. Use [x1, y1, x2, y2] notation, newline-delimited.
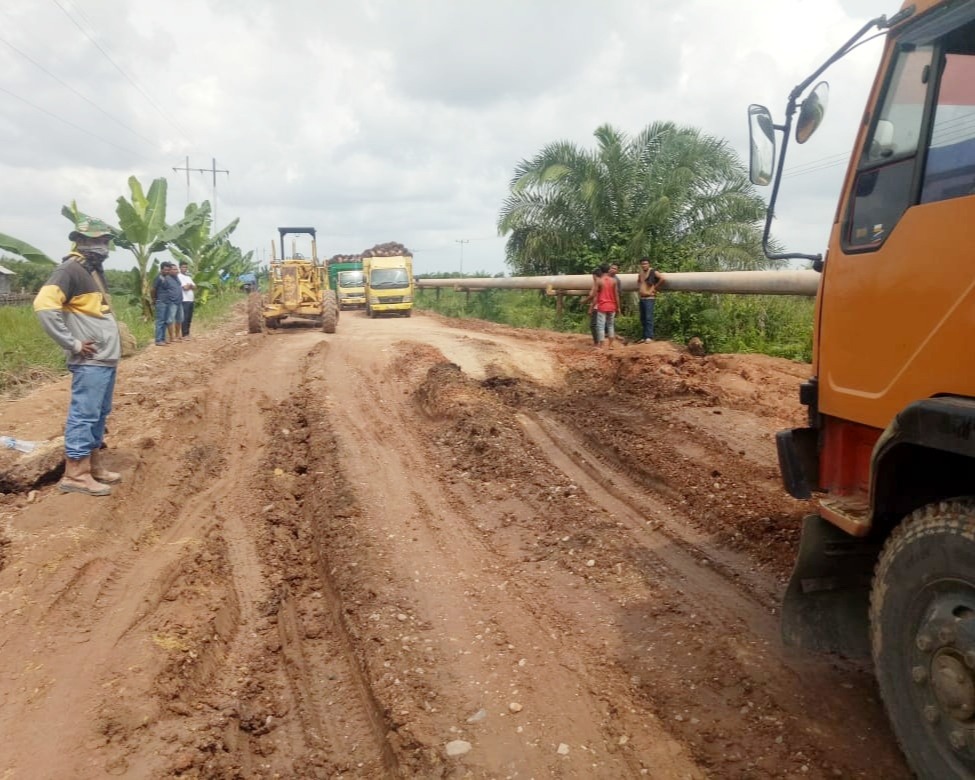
[247, 292, 264, 334]
[871, 499, 975, 779]
[321, 291, 338, 334]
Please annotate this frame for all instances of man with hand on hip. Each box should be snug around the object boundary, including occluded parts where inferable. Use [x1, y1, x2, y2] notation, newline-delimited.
[33, 217, 123, 496]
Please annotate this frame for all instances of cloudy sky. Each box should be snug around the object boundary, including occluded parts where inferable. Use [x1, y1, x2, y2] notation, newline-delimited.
[1, 0, 900, 275]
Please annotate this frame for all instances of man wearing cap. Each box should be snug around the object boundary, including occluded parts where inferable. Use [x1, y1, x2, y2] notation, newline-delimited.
[33, 218, 123, 496]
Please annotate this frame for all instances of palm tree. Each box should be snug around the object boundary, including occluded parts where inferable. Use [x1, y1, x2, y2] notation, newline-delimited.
[497, 122, 778, 275]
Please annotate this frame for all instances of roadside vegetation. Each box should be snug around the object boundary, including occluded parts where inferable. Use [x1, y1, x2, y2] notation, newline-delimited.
[0, 292, 242, 396]
[0, 174, 258, 395]
[416, 285, 813, 361]
[416, 120, 812, 361]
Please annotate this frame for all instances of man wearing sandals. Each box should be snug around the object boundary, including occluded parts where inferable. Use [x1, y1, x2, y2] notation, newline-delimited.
[34, 218, 123, 496]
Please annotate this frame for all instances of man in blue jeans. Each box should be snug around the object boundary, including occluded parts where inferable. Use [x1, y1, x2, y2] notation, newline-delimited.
[152, 261, 183, 345]
[636, 257, 664, 342]
[34, 217, 123, 496]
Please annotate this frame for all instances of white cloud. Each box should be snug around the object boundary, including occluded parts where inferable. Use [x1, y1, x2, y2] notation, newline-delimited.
[0, 0, 896, 275]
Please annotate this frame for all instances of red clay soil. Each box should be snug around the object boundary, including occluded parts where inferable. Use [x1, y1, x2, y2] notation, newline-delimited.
[0, 307, 908, 778]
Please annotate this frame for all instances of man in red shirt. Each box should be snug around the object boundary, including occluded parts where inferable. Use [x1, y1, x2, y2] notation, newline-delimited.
[594, 263, 620, 348]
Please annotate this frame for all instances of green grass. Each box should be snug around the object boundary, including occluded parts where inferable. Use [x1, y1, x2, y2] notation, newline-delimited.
[0, 292, 243, 395]
[416, 288, 814, 361]
[0, 306, 65, 390]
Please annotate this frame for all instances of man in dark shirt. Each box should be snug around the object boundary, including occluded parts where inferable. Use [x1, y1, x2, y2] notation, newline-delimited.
[637, 257, 664, 342]
[152, 261, 183, 345]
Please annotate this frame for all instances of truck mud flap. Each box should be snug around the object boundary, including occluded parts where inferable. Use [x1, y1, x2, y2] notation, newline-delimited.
[781, 514, 880, 659]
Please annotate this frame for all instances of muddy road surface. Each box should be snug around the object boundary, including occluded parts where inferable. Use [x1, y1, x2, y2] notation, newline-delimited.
[0, 308, 909, 778]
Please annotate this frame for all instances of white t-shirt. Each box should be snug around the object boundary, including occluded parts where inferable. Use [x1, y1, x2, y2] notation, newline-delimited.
[177, 272, 195, 302]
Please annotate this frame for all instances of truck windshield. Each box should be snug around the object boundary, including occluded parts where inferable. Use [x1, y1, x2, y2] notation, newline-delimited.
[338, 271, 364, 287]
[370, 269, 409, 288]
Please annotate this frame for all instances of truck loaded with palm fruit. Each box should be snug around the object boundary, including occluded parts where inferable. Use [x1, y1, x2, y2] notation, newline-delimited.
[327, 254, 365, 310]
[362, 242, 414, 318]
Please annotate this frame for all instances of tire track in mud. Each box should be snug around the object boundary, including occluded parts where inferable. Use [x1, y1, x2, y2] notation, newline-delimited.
[317, 339, 705, 778]
[134, 337, 397, 778]
[2, 344, 288, 778]
[220, 344, 399, 778]
[514, 407, 910, 778]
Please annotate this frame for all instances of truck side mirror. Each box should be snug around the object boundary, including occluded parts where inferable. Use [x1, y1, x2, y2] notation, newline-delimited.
[748, 104, 776, 186]
[796, 81, 829, 144]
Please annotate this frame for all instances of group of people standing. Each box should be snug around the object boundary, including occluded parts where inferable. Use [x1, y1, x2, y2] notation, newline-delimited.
[587, 258, 664, 347]
[152, 261, 196, 346]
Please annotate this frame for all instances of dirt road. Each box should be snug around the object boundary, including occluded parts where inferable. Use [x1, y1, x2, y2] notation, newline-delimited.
[0, 308, 910, 778]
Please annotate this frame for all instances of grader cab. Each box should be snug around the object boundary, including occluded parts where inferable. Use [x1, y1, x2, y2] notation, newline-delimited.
[247, 227, 339, 334]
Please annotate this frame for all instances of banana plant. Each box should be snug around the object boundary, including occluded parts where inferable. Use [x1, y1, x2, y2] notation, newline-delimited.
[110, 177, 205, 319]
[168, 201, 240, 305]
[0, 233, 55, 265]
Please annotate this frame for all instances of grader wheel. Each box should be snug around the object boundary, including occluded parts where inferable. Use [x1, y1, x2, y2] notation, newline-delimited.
[321, 290, 339, 334]
[246, 292, 265, 334]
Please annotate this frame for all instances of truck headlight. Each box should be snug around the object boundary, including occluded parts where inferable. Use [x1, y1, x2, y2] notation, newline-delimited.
[402, 295, 412, 303]
[369, 296, 379, 304]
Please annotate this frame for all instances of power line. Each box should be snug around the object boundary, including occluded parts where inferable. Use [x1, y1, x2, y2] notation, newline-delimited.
[0, 83, 142, 157]
[455, 239, 470, 274]
[173, 158, 230, 225]
[0, 33, 157, 148]
[50, 0, 190, 144]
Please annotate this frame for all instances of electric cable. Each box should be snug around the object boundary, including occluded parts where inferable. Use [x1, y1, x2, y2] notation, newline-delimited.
[50, 0, 191, 144]
[0, 83, 143, 158]
[0, 33, 158, 148]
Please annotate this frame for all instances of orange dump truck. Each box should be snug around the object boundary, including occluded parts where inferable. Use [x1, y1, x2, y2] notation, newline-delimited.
[749, 2, 975, 776]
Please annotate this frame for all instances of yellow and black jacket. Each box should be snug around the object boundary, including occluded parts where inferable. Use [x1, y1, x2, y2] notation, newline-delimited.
[33, 254, 120, 366]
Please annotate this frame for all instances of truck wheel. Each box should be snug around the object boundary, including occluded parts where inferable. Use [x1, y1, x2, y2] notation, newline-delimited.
[321, 291, 338, 334]
[247, 292, 264, 334]
[871, 499, 975, 779]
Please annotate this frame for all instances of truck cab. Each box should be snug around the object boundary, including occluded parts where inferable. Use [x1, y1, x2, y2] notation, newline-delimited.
[749, 3, 975, 776]
[364, 255, 414, 317]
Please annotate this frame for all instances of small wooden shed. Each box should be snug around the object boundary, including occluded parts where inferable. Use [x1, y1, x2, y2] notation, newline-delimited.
[0, 264, 14, 295]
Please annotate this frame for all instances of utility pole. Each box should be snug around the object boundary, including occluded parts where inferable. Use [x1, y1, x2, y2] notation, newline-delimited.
[172, 157, 230, 225]
[455, 239, 470, 275]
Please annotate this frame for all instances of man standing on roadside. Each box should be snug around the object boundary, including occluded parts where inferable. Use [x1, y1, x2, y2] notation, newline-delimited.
[586, 266, 605, 345]
[33, 218, 123, 496]
[152, 262, 182, 345]
[177, 261, 196, 339]
[637, 257, 664, 343]
[608, 263, 624, 316]
[594, 262, 620, 348]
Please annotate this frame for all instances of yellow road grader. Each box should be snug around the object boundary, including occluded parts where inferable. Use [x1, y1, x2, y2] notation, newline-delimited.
[247, 227, 339, 334]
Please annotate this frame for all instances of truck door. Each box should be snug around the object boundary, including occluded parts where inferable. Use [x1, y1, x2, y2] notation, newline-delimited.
[818, 10, 975, 431]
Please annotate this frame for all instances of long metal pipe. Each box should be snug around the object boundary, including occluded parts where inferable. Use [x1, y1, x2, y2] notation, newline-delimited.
[415, 270, 820, 296]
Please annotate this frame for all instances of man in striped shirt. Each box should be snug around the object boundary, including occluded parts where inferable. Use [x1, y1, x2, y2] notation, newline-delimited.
[33, 218, 122, 496]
